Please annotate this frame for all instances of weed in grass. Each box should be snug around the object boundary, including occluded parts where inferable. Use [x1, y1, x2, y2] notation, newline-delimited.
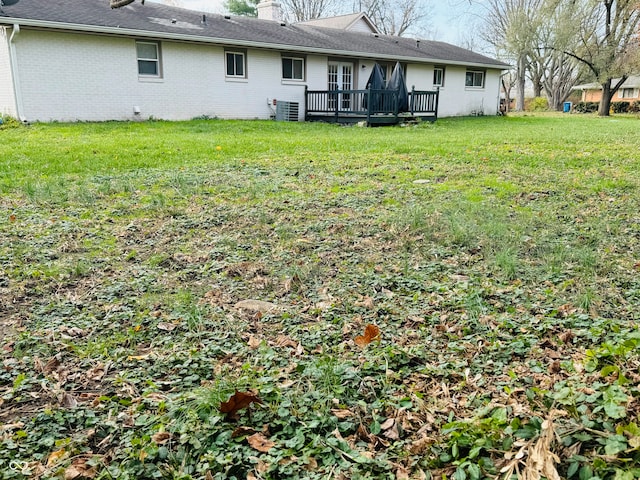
[493, 247, 520, 281]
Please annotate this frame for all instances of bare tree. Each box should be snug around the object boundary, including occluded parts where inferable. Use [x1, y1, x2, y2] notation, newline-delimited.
[354, 0, 432, 36]
[280, 0, 339, 21]
[555, 0, 640, 116]
[501, 70, 517, 113]
[481, 0, 545, 111]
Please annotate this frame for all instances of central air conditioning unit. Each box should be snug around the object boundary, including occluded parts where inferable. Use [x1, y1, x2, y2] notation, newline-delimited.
[275, 101, 299, 122]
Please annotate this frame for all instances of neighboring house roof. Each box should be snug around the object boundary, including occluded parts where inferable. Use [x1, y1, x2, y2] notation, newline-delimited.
[574, 75, 640, 90]
[298, 12, 380, 35]
[0, 0, 509, 69]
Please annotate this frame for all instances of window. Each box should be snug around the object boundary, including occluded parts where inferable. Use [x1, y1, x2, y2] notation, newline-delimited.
[433, 67, 444, 87]
[136, 41, 161, 77]
[282, 56, 304, 80]
[226, 51, 246, 78]
[620, 88, 638, 99]
[465, 70, 485, 88]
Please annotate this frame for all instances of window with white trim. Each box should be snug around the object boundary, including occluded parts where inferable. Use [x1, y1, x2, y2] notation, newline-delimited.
[620, 88, 638, 99]
[225, 51, 246, 78]
[282, 56, 304, 80]
[465, 70, 485, 88]
[136, 41, 161, 77]
[433, 67, 445, 87]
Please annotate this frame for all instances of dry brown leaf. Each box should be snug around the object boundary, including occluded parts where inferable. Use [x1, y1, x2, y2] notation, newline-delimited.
[380, 418, 395, 430]
[407, 436, 434, 455]
[331, 409, 355, 419]
[247, 336, 261, 349]
[47, 448, 68, 467]
[247, 432, 275, 453]
[383, 423, 400, 440]
[394, 464, 410, 480]
[43, 356, 61, 374]
[151, 432, 171, 444]
[234, 299, 281, 314]
[305, 457, 318, 471]
[354, 324, 381, 346]
[275, 335, 298, 348]
[64, 458, 97, 480]
[61, 393, 78, 409]
[355, 296, 375, 309]
[86, 362, 109, 381]
[205, 471, 214, 480]
[0, 422, 24, 432]
[157, 322, 178, 332]
[219, 390, 263, 417]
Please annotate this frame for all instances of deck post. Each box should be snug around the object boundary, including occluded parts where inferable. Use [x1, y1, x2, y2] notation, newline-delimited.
[410, 85, 415, 115]
[434, 87, 440, 121]
[366, 89, 371, 125]
[304, 86, 308, 121]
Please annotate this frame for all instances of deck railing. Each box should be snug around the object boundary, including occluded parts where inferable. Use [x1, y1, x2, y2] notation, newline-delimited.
[305, 87, 438, 124]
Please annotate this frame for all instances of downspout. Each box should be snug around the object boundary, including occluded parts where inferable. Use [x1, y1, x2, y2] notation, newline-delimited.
[8, 24, 26, 122]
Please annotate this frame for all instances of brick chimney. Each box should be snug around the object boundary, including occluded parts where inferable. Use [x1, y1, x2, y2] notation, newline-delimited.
[257, 1, 283, 22]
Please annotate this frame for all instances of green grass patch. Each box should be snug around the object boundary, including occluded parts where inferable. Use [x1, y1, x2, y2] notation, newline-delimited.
[1, 114, 639, 479]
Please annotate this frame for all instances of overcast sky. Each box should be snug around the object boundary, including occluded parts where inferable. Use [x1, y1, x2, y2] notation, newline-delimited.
[147, 0, 487, 46]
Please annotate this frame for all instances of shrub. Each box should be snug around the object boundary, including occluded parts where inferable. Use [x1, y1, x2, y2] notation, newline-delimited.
[0, 115, 22, 130]
[574, 101, 599, 113]
[526, 96, 549, 111]
[611, 101, 630, 113]
[628, 101, 640, 113]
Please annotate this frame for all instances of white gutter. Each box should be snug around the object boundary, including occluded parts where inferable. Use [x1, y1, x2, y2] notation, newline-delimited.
[1, 17, 510, 70]
[7, 23, 25, 122]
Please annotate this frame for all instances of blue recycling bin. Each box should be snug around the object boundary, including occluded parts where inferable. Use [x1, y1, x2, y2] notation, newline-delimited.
[563, 102, 572, 113]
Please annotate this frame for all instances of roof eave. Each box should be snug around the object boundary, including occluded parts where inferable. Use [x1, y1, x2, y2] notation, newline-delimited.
[1, 18, 508, 69]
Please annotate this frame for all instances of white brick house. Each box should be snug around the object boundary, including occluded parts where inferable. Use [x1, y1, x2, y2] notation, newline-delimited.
[0, 0, 508, 123]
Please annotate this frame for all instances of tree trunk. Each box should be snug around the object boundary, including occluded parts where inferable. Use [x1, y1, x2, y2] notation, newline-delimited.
[515, 56, 527, 111]
[598, 79, 612, 116]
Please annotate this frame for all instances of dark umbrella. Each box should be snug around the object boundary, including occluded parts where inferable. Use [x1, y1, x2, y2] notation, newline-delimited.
[365, 63, 386, 113]
[387, 62, 409, 113]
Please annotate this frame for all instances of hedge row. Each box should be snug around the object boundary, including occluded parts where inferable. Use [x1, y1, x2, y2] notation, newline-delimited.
[573, 100, 640, 113]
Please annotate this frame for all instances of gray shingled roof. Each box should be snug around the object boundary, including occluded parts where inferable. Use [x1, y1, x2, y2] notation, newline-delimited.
[573, 76, 640, 90]
[0, 0, 509, 69]
[298, 12, 380, 34]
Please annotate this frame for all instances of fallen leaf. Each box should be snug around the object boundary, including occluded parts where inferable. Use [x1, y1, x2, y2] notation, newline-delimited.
[0, 422, 24, 432]
[354, 324, 381, 346]
[41, 356, 60, 374]
[380, 418, 395, 430]
[247, 432, 275, 452]
[355, 296, 375, 309]
[151, 432, 171, 444]
[127, 353, 152, 361]
[248, 336, 261, 349]
[64, 458, 97, 480]
[47, 448, 68, 467]
[61, 393, 78, 409]
[331, 409, 355, 419]
[234, 299, 282, 314]
[157, 322, 178, 332]
[394, 464, 410, 480]
[219, 390, 263, 417]
[9, 214, 16, 222]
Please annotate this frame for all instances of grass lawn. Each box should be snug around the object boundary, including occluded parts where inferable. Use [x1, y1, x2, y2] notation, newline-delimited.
[1, 115, 639, 479]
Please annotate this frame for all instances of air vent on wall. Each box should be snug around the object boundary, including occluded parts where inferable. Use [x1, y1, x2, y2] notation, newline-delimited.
[275, 101, 299, 122]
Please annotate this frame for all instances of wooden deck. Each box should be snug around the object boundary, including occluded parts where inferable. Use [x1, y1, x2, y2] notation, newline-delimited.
[305, 87, 439, 126]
